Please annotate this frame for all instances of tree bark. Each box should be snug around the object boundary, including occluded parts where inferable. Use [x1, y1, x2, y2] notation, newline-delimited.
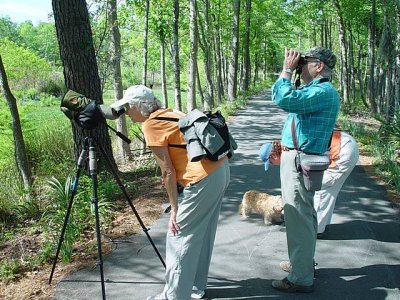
[368, 0, 377, 113]
[333, 0, 349, 104]
[172, 0, 182, 111]
[142, 0, 150, 86]
[211, 0, 223, 106]
[196, 0, 213, 111]
[396, 0, 400, 111]
[108, 0, 130, 163]
[227, 0, 240, 102]
[160, 38, 168, 108]
[52, 0, 116, 170]
[0, 55, 32, 192]
[241, 0, 251, 91]
[187, 0, 198, 111]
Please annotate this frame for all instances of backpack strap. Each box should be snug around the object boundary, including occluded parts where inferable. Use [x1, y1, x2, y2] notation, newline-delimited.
[153, 116, 187, 149]
[154, 116, 180, 122]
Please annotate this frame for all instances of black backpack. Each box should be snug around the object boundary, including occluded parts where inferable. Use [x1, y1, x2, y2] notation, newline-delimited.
[203, 111, 232, 161]
[154, 110, 232, 161]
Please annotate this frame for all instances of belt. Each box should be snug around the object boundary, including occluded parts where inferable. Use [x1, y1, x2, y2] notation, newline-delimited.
[282, 146, 295, 151]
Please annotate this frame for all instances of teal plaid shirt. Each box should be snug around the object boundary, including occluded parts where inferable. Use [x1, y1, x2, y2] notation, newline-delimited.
[272, 77, 340, 154]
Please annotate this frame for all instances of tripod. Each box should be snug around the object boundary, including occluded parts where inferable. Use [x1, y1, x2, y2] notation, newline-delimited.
[48, 136, 166, 300]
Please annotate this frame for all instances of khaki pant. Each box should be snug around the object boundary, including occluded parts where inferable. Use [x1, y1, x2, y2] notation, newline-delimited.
[165, 160, 230, 300]
[280, 150, 316, 286]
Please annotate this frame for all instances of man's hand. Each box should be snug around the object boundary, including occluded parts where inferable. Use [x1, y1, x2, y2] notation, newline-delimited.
[280, 48, 301, 79]
[284, 48, 300, 70]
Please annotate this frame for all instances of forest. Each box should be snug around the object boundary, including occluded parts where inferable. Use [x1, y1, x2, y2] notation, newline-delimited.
[0, 0, 399, 294]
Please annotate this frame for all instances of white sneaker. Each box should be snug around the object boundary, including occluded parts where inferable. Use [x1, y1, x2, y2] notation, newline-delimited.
[191, 288, 205, 299]
[146, 293, 168, 300]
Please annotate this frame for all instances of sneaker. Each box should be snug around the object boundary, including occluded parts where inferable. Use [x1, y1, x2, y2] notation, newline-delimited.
[279, 260, 317, 277]
[191, 288, 205, 299]
[272, 277, 314, 293]
[146, 293, 168, 300]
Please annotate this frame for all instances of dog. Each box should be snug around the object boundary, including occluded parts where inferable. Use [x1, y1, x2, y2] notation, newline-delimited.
[239, 190, 283, 225]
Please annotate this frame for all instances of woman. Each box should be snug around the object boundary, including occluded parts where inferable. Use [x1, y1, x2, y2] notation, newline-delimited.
[112, 85, 230, 300]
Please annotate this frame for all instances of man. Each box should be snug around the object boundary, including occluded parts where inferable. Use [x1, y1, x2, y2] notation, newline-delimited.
[271, 47, 340, 293]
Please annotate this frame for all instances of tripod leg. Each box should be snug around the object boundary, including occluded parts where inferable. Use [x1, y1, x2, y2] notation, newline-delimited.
[89, 139, 107, 300]
[49, 147, 88, 284]
[95, 138, 166, 268]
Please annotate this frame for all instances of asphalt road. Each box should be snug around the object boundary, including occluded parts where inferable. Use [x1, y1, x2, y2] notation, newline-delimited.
[53, 92, 400, 300]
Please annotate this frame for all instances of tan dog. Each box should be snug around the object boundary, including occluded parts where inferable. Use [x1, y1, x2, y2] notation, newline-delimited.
[239, 190, 283, 225]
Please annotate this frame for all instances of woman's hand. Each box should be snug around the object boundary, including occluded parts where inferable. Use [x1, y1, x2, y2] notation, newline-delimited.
[168, 209, 180, 236]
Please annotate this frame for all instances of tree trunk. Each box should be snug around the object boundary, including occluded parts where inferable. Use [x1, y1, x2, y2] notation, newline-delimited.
[253, 52, 259, 87]
[196, 0, 213, 111]
[333, 0, 349, 104]
[187, 0, 198, 111]
[142, 0, 150, 86]
[396, 0, 400, 111]
[172, 0, 182, 111]
[213, 9, 223, 106]
[227, 0, 240, 102]
[196, 63, 205, 108]
[368, 0, 377, 114]
[356, 36, 368, 108]
[52, 0, 116, 170]
[241, 0, 251, 91]
[348, 25, 356, 106]
[263, 37, 267, 80]
[0, 55, 32, 192]
[108, 0, 130, 163]
[160, 38, 168, 108]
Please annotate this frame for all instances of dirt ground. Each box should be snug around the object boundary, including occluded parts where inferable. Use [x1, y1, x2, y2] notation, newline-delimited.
[0, 162, 169, 300]
[0, 116, 399, 300]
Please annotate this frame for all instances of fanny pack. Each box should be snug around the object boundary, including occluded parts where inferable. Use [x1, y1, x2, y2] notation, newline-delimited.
[291, 119, 330, 192]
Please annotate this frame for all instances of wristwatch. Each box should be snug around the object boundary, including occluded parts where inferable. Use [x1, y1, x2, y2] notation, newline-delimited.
[283, 68, 292, 74]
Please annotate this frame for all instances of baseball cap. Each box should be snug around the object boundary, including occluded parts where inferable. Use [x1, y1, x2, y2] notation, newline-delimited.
[110, 85, 155, 108]
[259, 142, 273, 171]
[304, 47, 337, 69]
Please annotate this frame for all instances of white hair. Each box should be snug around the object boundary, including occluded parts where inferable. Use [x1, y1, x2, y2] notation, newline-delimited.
[129, 97, 162, 117]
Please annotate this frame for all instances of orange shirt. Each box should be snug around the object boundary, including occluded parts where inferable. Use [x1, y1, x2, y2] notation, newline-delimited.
[143, 109, 226, 187]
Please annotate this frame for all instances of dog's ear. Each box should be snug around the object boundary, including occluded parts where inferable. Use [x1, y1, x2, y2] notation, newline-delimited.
[273, 205, 283, 212]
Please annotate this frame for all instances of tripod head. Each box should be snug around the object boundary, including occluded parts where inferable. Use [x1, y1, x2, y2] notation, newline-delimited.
[60, 90, 131, 144]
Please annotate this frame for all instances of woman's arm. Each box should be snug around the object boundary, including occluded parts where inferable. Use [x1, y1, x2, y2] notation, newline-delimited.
[149, 146, 180, 235]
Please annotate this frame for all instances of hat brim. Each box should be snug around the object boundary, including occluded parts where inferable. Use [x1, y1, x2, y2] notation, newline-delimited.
[110, 97, 131, 109]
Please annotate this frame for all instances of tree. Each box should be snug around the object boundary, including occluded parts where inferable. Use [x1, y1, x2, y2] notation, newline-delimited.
[241, 0, 251, 91]
[108, 0, 131, 162]
[172, 0, 182, 111]
[0, 55, 32, 193]
[228, 0, 240, 102]
[396, 0, 400, 111]
[52, 0, 116, 170]
[333, 0, 349, 104]
[142, 0, 150, 86]
[368, 0, 377, 113]
[197, 0, 214, 111]
[187, 0, 198, 111]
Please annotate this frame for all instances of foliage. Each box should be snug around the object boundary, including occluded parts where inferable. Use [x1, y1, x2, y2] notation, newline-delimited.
[339, 114, 400, 193]
[0, 38, 53, 91]
[42, 174, 116, 263]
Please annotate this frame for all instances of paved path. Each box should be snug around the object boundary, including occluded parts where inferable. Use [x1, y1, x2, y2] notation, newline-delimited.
[53, 93, 400, 300]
